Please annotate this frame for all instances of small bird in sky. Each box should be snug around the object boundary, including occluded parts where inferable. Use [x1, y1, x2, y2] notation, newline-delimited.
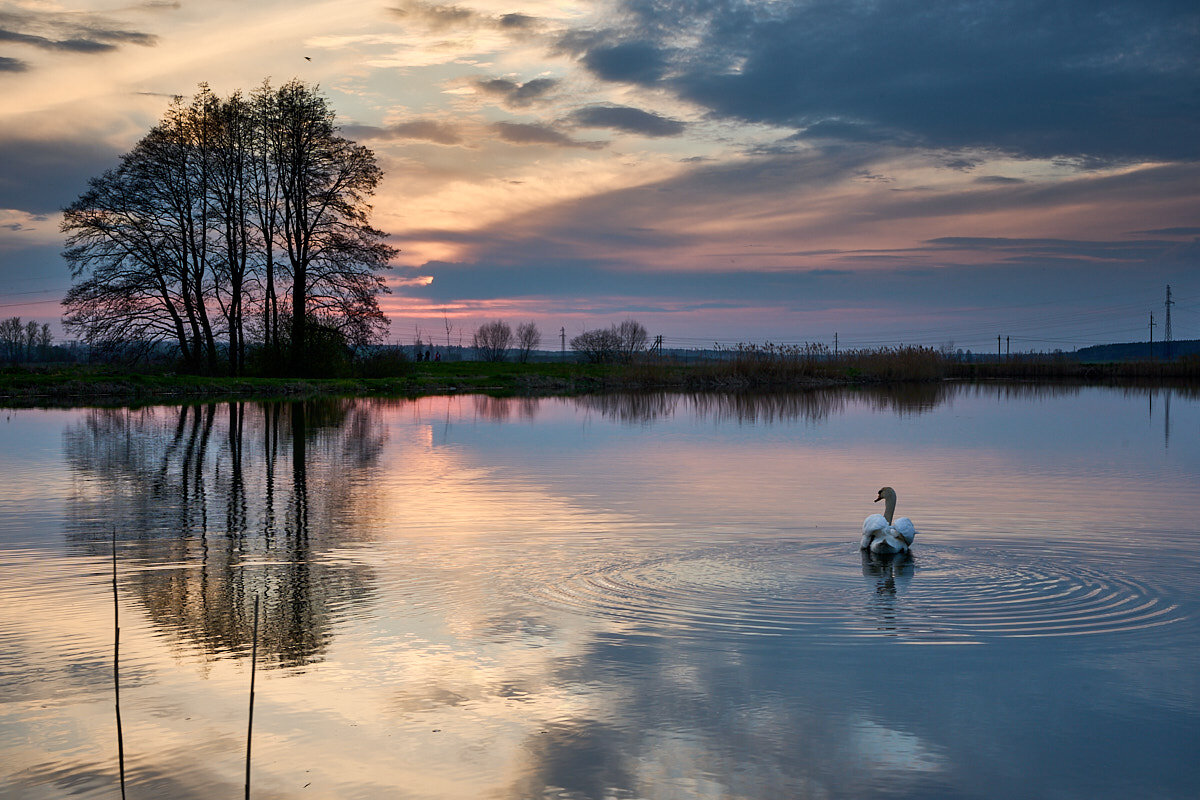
[304, 56, 311, 61]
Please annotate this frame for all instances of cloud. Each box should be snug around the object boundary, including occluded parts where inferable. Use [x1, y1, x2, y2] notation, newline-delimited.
[387, 1, 474, 30]
[0, 56, 27, 72]
[475, 77, 558, 108]
[499, 13, 539, 30]
[0, 29, 112, 53]
[569, 106, 685, 137]
[579, 40, 669, 84]
[491, 121, 601, 149]
[1129, 226, 1200, 237]
[922, 236, 1198, 265]
[0, 10, 157, 60]
[387, 1, 543, 33]
[344, 120, 464, 145]
[0, 135, 122, 215]
[794, 120, 903, 145]
[386, 145, 1200, 336]
[975, 175, 1026, 185]
[573, 0, 1200, 162]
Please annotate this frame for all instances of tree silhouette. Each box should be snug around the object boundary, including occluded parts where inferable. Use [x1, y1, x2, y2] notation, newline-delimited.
[473, 319, 513, 361]
[62, 80, 396, 374]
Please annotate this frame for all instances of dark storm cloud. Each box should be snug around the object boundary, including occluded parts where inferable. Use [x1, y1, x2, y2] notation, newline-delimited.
[574, 0, 1200, 162]
[491, 121, 602, 149]
[569, 106, 685, 137]
[475, 77, 558, 108]
[0, 56, 27, 71]
[342, 120, 464, 145]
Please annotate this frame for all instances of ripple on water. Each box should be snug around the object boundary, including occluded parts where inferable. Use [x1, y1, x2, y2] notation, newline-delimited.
[533, 542, 1190, 646]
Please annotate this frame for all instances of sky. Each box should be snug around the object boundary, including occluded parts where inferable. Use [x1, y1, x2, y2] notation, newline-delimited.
[0, 0, 1197, 352]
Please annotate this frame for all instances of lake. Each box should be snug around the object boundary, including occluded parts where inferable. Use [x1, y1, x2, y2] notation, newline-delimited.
[1, 385, 1198, 799]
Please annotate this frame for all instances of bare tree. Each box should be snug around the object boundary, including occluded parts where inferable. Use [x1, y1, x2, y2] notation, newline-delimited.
[570, 319, 647, 363]
[0, 317, 23, 362]
[473, 320, 512, 361]
[570, 327, 622, 363]
[24, 320, 39, 360]
[62, 80, 395, 374]
[515, 321, 541, 363]
[38, 323, 53, 358]
[615, 318, 648, 362]
[265, 79, 395, 369]
[62, 125, 208, 369]
[209, 90, 257, 374]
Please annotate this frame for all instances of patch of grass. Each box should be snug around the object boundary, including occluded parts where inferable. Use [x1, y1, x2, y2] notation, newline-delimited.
[3, 350, 1198, 407]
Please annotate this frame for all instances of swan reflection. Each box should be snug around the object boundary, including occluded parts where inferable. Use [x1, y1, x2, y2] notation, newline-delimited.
[861, 549, 914, 597]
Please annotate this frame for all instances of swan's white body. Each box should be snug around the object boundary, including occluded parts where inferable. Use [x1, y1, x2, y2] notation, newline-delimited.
[860, 487, 917, 554]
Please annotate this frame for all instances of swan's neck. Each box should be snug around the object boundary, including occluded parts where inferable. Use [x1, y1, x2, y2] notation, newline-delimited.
[883, 495, 896, 524]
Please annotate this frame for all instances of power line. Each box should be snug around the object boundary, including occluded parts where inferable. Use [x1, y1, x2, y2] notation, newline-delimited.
[1165, 284, 1174, 358]
[0, 298, 61, 310]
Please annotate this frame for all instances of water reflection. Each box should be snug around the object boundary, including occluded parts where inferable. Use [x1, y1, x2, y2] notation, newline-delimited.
[1, 384, 1196, 799]
[62, 400, 384, 668]
[861, 550, 914, 598]
[473, 394, 542, 422]
[573, 386, 950, 425]
[567, 382, 1197, 425]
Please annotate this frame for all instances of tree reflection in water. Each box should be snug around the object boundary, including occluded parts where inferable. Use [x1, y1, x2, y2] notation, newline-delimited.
[63, 399, 386, 669]
[574, 384, 951, 426]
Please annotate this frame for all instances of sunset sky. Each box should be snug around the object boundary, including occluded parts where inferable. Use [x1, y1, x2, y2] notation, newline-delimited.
[1, 0, 1197, 351]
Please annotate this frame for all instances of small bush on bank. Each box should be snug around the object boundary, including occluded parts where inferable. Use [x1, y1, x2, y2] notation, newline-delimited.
[356, 347, 411, 378]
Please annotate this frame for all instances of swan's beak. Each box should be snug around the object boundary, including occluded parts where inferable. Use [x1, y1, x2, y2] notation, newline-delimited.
[874, 494, 881, 503]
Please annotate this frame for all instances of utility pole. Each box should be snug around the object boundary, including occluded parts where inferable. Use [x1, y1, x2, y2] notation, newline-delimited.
[560, 327, 566, 360]
[997, 334, 1002, 360]
[1165, 284, 1174, 359]
[834, 332, 838, 357]
[1006, 336, 1010, 357]
[1149, 312, 1156, 359]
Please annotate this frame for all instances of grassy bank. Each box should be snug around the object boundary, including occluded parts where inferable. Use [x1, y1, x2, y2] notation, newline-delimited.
[3, 348, 1199, 406]
[0, 362, 623, 406]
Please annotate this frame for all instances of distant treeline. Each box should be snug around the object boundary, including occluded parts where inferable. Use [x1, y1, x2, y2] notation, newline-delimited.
[1073, 339, 1200, 362]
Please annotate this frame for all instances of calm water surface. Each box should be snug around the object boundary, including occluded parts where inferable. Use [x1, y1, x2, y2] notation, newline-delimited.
[1, 385, 1198, 799]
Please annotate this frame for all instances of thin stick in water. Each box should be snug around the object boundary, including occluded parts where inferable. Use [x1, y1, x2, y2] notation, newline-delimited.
[245, 594, 259, 800]
[113, 529, 127, 800]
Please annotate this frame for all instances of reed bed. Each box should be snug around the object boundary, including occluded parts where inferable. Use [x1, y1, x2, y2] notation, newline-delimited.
[611, 344, 1200, 390]
[949, 354, 1200, 381]
[683, 343, 948, 386]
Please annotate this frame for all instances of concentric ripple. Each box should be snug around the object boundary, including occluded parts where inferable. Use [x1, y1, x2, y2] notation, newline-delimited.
[533, 543, 1187, 645]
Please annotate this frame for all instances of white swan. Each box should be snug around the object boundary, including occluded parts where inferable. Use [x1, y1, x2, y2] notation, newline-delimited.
[860, 486, 918, 555]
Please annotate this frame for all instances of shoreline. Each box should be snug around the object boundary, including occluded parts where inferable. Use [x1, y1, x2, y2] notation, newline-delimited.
[2, 362, 1198, 408]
